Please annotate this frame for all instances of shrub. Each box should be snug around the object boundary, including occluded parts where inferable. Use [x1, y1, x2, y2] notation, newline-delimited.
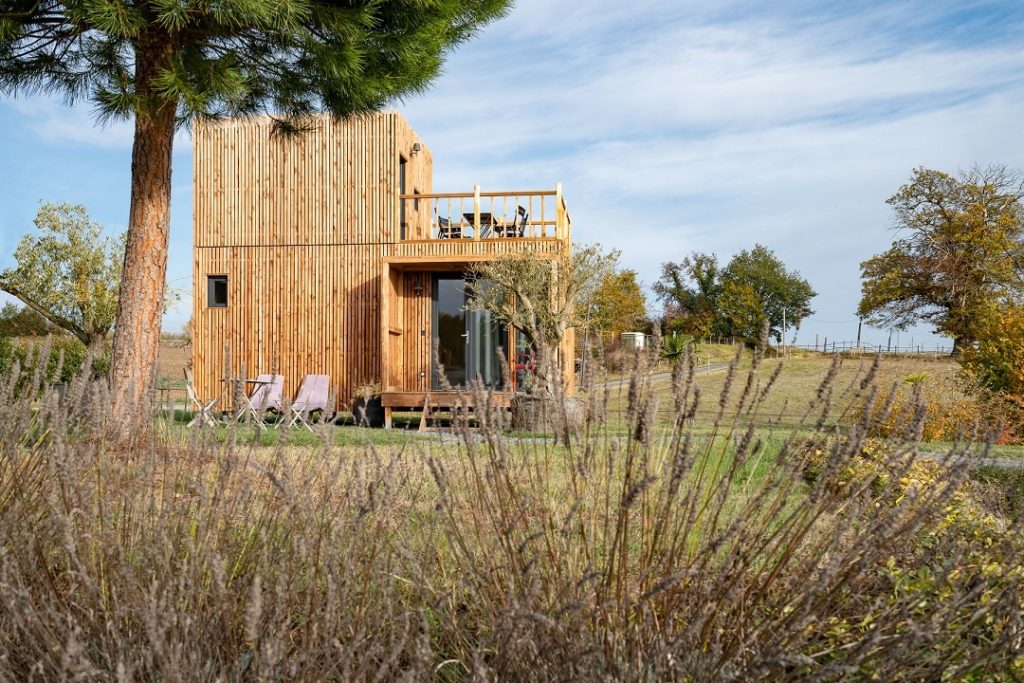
[971, 466, 1024, 520]
[960, 305, 1024, 442]
[600, 343, 634, 373]
[860, 371, 999, 442]
[0, 335, 108, 393]
[661, 333, 695, 363]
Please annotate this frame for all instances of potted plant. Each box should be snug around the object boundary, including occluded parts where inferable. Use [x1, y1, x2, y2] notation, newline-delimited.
[353, 381, 384, 427]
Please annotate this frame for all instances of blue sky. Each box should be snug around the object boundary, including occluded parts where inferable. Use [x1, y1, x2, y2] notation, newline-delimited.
[2, 0, 1024, 349]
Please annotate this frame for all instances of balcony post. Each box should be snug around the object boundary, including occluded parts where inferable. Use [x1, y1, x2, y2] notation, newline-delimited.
[555, 182, 564, 241]
[473, 184, 481, 241]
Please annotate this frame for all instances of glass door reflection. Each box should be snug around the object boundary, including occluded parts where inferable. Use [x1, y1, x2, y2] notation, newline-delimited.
[432, 274, 506, 390]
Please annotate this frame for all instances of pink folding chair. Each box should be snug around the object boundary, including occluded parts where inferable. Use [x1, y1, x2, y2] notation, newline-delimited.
[184, 367, 218, 427]
[245, 374, 284, 428]
[288, 375, 331, 431]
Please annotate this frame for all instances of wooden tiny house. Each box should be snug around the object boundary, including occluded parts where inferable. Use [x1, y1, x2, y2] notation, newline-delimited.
[192, 112, 574, 421]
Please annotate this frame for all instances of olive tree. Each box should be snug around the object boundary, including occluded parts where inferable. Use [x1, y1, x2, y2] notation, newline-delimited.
[467, 244, 618, 396]
[0, 202, 122, 349]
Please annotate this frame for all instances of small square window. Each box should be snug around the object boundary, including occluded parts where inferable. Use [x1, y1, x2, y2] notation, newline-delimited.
[207, 275, 228, 308]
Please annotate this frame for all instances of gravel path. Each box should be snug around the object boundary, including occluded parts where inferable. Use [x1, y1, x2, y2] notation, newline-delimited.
[920, 452, 1024, 470]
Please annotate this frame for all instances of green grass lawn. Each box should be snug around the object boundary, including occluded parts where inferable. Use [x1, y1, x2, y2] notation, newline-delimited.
[154, 410, 433, 447]
[154, 350, 1024, 460]
[592, 350, 1024, 458]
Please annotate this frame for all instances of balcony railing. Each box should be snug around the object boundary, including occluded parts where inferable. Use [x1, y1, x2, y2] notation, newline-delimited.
[399, 185, 570, 242]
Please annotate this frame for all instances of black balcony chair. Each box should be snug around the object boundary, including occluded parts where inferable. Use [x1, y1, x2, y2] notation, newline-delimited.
[437, 216, 461, 239]
[512, 205, 529, 237]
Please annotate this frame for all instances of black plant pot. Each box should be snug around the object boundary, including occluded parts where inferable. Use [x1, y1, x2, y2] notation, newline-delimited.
[353, 397, 385, 428]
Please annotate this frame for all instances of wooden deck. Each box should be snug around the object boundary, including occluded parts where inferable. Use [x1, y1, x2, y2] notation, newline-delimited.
[381, 390, 513, 410]
[381, 389, 514, 430]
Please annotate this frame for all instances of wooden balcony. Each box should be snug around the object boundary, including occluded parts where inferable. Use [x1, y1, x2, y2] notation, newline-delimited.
[399, 184, 571, 244]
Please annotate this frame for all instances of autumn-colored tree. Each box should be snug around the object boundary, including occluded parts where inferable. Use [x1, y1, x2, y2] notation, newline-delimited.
[961, 305, 1024, 397]
[0, 203, 123, 349]
[653, 252, 722, 338]
[960, 304, 1024, 439]
[0, 0, 511, 420]
[858, 166, 1024, 354]
[591, 268, 648, 339]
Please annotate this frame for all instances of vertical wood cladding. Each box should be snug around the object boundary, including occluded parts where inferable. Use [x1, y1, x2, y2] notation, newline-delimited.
[193, 113, 431, 409]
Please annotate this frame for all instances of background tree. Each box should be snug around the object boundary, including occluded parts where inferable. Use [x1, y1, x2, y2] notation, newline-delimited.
[468, 244, 618, 395]
[717, 281, 765, 345]
[655, 246, 814, 346]
[0, 0, 511, 418]
[0, 203, 122, 349]
[718, 245, 815, 346]
[591, 268, 648, 340]
[653, 252, 722, 338]
[858, 166, 1024, 354]
[0, 302, 55, 337]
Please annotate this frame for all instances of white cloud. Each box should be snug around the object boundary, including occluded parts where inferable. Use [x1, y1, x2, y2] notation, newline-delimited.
[4, 96, 194, 150]
[6, 98, 133, 149]
[400, 1, 1024, 347]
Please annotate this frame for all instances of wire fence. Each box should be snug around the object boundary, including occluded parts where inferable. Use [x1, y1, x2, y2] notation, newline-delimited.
[698, 337, 953, 358]
[791, 341, 952, 357]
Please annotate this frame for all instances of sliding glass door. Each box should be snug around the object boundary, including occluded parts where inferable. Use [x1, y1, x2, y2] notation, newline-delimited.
[432, 274, 506, 389]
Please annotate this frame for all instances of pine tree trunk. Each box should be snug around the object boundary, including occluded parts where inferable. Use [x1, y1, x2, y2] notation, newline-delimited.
[110, 41, 176, 428]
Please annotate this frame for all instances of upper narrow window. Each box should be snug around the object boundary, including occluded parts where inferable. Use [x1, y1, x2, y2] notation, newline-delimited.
[207, 275, 228, 308]
[399, 155, 408, 240]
